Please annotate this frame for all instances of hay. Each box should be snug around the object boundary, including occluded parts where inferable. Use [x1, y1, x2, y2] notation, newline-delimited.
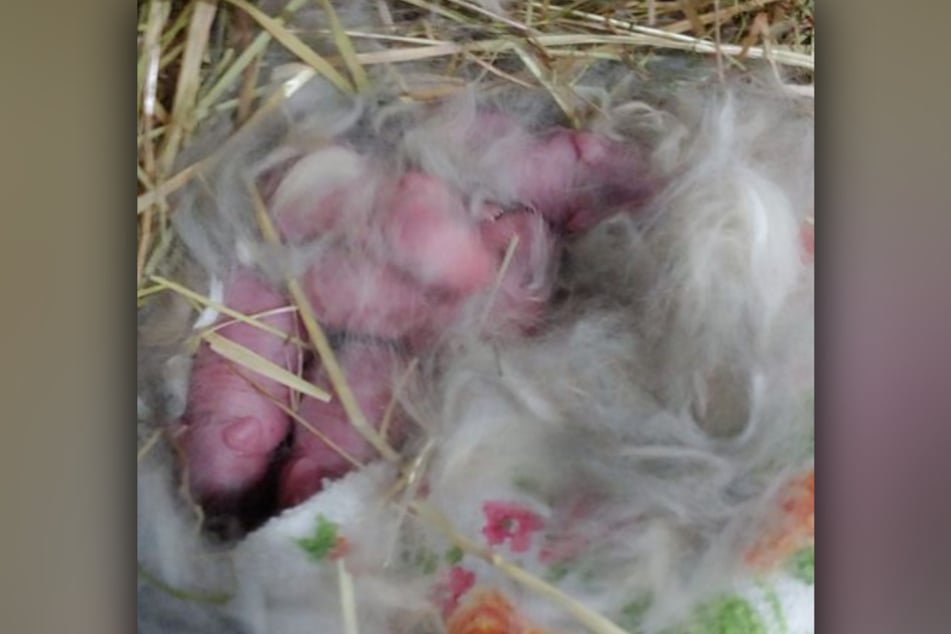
[137, 1, 814, 264]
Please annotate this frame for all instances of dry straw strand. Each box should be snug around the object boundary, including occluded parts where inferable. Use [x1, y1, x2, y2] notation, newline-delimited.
[246, 176, 401, 463]
[223, 0, 355, 94]
[202, 331, 332, 402]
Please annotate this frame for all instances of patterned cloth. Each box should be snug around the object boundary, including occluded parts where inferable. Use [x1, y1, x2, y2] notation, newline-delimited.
[280, 467, 815, 634]
[446, 470, 814, 634]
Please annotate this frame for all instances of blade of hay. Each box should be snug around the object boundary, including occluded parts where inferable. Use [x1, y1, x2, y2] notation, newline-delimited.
[140, 0, 191, 275]
[375, 0, 394, 27]
[679, 0, 707, 38]
[136, 283, 165, 301]
[756, 12, 784, 83]
[387, 439, 434, 503]
[138, 0, 172, 285]
[137, 160, 204, 213]
[288, 279, 401, 464]
[665, 0, 781, 36]
[159, 0, 219, 175]
[274, 397, 366, 470]
[201, 86, 271, 122]
[236, 50, 262, 124]
[379, 357, 419, 440]
[204, 306, 300, 335]
[737, 11, 768, 60]
[466, 51, 535, 88]
[388, 443, 453, 568]
[196, 0, 309, 118]
[478, 234, 519, 330]
[200, 306, 311, 351]
[137, 163, 152, 189]
[203, 331, 332, 402]
[339, 31, 446, 46]
[396, 0, 471, 25]
[444, 0, 531, 33]
[519, 0, 574, 27]
[533, 6, 814, 70]
[143, 218, 182, 281]
[222, 0, 354, 94]
[150, 275, 311, 348]
[202, 47, 237, 95]
[138, 65, 317, 214]
[713, 0, 725, 81]
[350, 31, 811, 70]
[137, 1, 169, 103]
[138, 0, 169, 126]
[227, 0, 263, 124]
[337, 559, 360, 634]
[355, 42, 471, 65]
[137, 428, 163, 463]
[195, 31, 271, 119]
[161, 1, 196, 49]
[315, 0, 369, 91]
[234, 367, 366, 470]
[382, 439, 435, 567]
[542, 32, 812, 69]
[158, 42, 186, 70]
[513, 44, 579, 128]
[246, 178, 400, 463]
[411, 501, 632, 634]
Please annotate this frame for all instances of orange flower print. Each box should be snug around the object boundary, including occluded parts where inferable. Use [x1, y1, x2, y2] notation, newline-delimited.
[745, 469, 815, 571]
[446, 589, 551, 634]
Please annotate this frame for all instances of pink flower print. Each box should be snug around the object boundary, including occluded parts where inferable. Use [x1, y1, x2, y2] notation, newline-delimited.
[434, 565, 477, 618]
[482, 501, 545, 553]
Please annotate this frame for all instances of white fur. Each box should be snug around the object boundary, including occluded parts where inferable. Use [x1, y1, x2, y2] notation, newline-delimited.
[192, 276, 224, 330]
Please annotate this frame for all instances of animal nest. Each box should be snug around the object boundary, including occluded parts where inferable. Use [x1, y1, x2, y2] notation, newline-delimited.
[136, 2, 814, 634]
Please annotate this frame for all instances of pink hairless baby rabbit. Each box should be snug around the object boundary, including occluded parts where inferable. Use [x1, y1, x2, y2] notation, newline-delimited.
[173, 108, 659, 524]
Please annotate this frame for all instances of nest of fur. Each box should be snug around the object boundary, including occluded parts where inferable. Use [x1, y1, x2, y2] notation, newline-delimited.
[137, 2, 814, 634]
